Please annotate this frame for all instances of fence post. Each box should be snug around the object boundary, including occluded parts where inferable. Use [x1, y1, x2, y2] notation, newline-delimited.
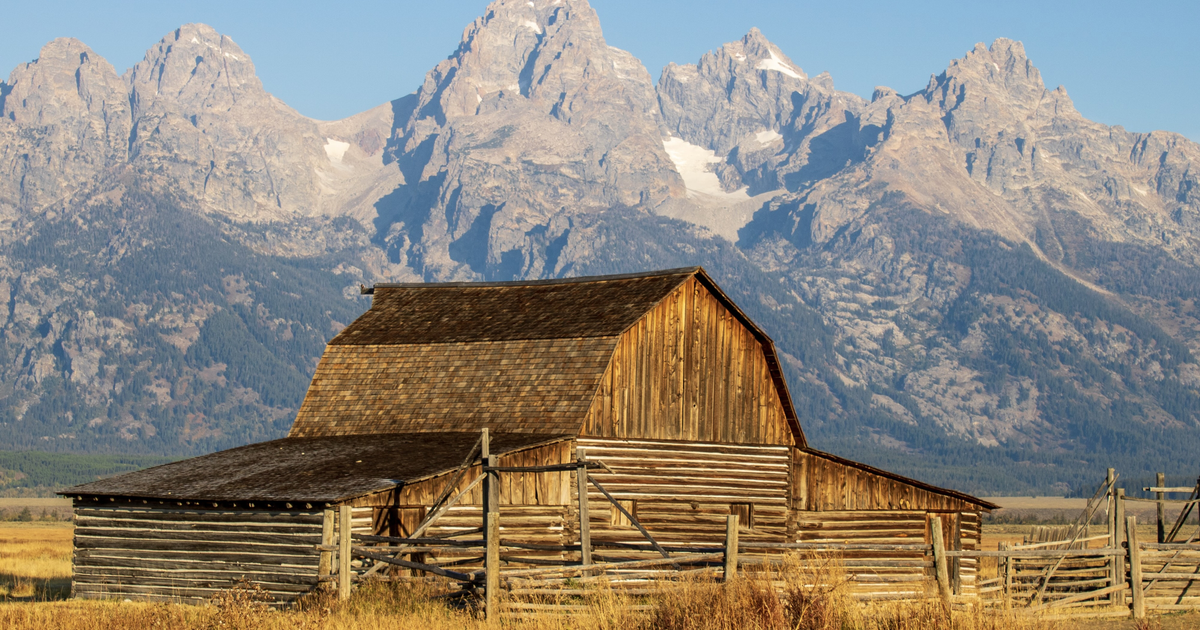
[576, 448, 592, 571]
[1115, 488, 1127, 608]
[931, 516, 952, 614]
[1107, 469, 1117, 602]
[319, 508, 334, 588]
[1127, 515, 1143, 619]
[486, 511, 500, 620]
[338, 504, 352, 601]
[1001, 542, 1012, 609]
[1156, 472, 1166, 544]
[724, 514, 739, 582]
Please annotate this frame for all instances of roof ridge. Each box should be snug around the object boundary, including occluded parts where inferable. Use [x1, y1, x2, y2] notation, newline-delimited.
[368, 267, 701, 291]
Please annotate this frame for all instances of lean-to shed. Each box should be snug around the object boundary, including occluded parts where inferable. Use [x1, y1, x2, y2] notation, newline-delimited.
[64, 267, 995, 603]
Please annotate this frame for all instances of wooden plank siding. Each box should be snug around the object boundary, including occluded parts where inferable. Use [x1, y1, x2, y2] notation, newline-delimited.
[582, 277, 794, 446]
[575, 438, 792, 547]
[72, 502, 323, 604]
[793, 449, 983, 512]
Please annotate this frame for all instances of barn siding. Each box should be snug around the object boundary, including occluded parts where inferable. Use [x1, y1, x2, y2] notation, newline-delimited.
[793, 449, 982, 512]
[574, 438, 792, 546]
[357, 440, 574, 571]
[582, 278, 793, 446]
[72, 502, 322, 604]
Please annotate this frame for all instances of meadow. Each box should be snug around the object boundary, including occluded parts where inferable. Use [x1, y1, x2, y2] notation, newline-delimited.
[1, 519, 1197, 629]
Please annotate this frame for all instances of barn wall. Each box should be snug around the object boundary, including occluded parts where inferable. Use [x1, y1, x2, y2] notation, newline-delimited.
[582, 277, 794, 446]
[72, 501, 322, 604]
[793, 449, 982, 512]
[355, 440, 574, 570]
[573, 437, 792, 547]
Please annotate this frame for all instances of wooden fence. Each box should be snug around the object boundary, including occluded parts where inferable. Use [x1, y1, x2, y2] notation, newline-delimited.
[313, 456, 1200, 621]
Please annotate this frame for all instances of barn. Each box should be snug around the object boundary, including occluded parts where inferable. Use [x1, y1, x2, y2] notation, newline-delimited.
[63, 267, 995, 604]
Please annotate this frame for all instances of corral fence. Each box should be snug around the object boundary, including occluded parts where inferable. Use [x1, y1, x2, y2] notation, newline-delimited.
[314, 443, 1200, 621]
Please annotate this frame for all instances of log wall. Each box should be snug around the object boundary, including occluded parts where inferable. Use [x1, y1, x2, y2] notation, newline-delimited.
[72, 501, 322, 604]
[581, 277, 795, 446]
[574, 438, 792, 547]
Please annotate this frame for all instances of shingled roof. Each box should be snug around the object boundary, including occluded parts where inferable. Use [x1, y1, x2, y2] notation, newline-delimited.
[290, 267, 800, 439]
[63, 432, 566, 503]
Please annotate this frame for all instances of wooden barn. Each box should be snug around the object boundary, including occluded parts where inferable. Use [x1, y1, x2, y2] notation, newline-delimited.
[63, 267, 995, 604]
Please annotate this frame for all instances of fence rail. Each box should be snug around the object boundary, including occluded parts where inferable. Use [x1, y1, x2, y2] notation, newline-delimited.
[313, 453, 1200, 621]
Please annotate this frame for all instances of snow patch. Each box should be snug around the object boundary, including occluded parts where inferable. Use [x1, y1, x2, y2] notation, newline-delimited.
[755, 49, 803, 80]
[528, 0, 535, 5]
[755, 129, 782, 144]
[476, 93, 483, 104]
[662, 137, 749, 200]
[324, 138, 351, 164]
[223, 52, 241, 61]
[522, 20, 542, 34]
[507, 83, 520, 92]
[735, 53, 746, 62]
[191, 37, 200, 44]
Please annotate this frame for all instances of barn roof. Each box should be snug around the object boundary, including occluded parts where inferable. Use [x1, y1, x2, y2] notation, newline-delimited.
[289, 267, 802, 442]
[61, 432, 566, 504]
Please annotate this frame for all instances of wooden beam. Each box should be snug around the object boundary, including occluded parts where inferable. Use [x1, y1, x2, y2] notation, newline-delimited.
[338, 505, 351, 601]
[1128, 515, 1144, 620]
[587, 474, 670, 560]
[352, 548, 474, 582]
[1158, 473, 1167, 544]
[360, 473, 486, 579]
[577, 449, 592, 571]
[318, 508, 333, 585]
[930, 515, 951, 615]
[724, 514, 738, 582]
[486, 512, 499, 621]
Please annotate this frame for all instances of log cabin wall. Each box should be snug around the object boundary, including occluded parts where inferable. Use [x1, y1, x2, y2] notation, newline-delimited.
[582, 277, 794, 446]
[575, 438, 792, 547]
[353, 440, 574, 570]
[791, 449, 987, 599]
[71, 500, 322, 604]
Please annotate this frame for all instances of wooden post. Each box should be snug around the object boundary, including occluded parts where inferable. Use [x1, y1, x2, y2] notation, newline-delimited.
[1115, 488, 1126, 607]
[1107, 469, 1117, 601]
[1001, 542, 1012, 609]
[319, 508, 334, 587]
[486, 454, 499, 516]
[724, 514, 739, 582]
[576, 448, 592, 570]
[481, 428, 491, 529]
[1127, 515, 1144, 620]
[486, 511, 500, 620]
[338, 504, 352, 601]
[951, 515, 962, 595]
[931, 516, 952, 614]
[1156, 472, 1166, 544]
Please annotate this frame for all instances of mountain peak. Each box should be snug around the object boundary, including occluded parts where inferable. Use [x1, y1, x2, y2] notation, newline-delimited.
[127, 23, 263, 116]
[1, 38, 125, 125]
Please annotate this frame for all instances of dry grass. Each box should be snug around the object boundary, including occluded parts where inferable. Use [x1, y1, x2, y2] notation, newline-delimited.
[0, 522, 72, 600]
[0, 522, 1194, 629]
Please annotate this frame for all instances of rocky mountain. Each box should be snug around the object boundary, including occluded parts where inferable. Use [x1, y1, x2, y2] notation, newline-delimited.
[1, 0, 1198, 494]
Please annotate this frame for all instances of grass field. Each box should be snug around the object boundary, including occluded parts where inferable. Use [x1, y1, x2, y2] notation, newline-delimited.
[1, 521, 1198, 629]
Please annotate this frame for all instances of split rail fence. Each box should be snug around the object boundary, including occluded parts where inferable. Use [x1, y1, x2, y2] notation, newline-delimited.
[312, 442, 1200, 620]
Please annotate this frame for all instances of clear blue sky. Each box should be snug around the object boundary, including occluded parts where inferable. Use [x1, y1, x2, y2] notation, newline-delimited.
[3, 1, 1197, 141]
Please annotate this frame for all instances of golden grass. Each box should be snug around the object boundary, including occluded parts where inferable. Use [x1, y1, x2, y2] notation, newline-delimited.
[1, 522, 1195, 629]
[0, 522, 73, 600]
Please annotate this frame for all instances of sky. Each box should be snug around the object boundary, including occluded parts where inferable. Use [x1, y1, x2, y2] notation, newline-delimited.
[2, 0, 1197, 141]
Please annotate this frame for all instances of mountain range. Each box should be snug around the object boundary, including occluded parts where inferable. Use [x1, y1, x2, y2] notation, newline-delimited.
[2, 0, 1198, 495]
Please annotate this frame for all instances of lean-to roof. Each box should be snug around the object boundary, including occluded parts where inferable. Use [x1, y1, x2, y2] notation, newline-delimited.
[62, 432, 566, 504]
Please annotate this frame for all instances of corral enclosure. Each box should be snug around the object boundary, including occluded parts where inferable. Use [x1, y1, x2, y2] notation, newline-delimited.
[63, 268, 994, 605]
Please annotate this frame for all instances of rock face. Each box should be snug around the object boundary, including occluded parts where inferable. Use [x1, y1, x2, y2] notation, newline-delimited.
[1, 1, 1199, 494]
[378, 0, 681, 279]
